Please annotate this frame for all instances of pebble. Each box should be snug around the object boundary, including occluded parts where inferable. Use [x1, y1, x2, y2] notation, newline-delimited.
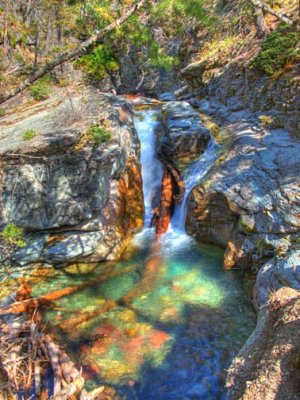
[187, 383, 209, 397]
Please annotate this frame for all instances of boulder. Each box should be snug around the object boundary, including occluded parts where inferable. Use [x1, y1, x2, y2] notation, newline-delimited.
[0, 89, 144, 266]
[255, 250, 300, 308]
[186, 119, 300, 270]
[157, 101, 210, 170]
[227, 287, 300, 400]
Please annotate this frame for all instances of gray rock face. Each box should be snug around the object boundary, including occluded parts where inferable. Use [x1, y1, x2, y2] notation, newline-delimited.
[1, 148, 122, 230]
[0, 89, 144, 266]
[12, 235, 49, 266]
[158, 101, 210, 169]
[42, 232, 102, 264]
[227, 286, 300, 400]
[186, 116, 300, 270]
[255, 250, 300, 308]
[182, 60, 300, 136]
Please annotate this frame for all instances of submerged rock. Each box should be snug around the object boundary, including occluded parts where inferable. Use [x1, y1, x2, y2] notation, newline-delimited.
[0, 89, 144, 266]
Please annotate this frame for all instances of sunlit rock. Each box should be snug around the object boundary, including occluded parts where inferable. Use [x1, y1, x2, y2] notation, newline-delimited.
[0, 90, 144, 266]
[157, 101, 210, 171]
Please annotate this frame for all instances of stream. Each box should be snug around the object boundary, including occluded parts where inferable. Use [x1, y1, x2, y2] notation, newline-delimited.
[31, 105, 256, 399]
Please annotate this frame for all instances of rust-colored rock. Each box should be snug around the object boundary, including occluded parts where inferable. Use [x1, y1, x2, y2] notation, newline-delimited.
[156, 167, 173, 236]
[118, 158, 144, 235]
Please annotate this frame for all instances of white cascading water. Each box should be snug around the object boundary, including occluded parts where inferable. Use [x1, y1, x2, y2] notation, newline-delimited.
[170, 138, 217, 232]
[133, 105, 217, 250]
[133, 109, 164, 226]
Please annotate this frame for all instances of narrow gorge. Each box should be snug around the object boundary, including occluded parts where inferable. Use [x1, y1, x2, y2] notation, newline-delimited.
[0, 1, 299, 399]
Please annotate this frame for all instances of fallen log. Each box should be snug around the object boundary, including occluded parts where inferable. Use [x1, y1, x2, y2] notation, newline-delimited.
[58, 300, 116, 332]
[156, 167, 173, 236]
[0, 0, 148, 104]
[0, 265, 136, 316]
[157, 154, 185, 204]
[247, 0, 294, 25]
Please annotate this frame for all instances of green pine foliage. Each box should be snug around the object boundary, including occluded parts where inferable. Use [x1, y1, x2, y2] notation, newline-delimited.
[30, 80, 51, 100]
[75, 45, 119, 80]
[252, 25, 300, 75]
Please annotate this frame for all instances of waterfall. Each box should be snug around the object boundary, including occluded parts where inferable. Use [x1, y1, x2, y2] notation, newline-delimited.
[133, 109, 164, 227]
[170, 138, 217, 232]
[133, 105, 217, 243]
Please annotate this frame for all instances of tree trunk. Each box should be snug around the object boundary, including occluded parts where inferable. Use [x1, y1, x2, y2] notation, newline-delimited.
[156, 167, 173, 236]
[0, 0, 148, 104]
[254, 7, 269, 38]
[247, 0, 293, 25]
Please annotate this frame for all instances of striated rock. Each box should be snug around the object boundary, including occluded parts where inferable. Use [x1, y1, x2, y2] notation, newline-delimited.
[255, 250, 300, 309]
[12, 235, 49, 266]
[157, 101, 210, 170]
[0, 89, 144, 266]
[186, 119, 300, 270]
[227, 286, 300, 400]
[42, 232, 102, 264]
[182, 60, 300, 137]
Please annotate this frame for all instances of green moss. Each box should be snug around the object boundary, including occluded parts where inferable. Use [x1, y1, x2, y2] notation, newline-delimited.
[259, 114, 284, 129]
[0, 108, 6, 117]
[87, 124, 111, 145]
[2, 223, 26, 248]
[29, 80, 51, 100]
[252, 25, 300, 75]
[23, 129, 38, 141]
[259, 115, 274, 128]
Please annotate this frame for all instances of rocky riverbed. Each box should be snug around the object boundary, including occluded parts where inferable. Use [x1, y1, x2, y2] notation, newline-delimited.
[0, 85, 299, 400]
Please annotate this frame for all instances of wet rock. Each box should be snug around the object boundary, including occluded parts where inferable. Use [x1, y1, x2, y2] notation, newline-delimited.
[0, 89, 144, 265]
[186, 119, 300, 270]
[158, 92, 176, 101]
[157, 101, 210, 170]
[187, 383, 209, 397]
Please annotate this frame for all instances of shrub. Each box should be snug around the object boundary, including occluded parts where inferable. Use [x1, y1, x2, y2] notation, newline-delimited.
[2, 223, 26, 248]
[252, 25, 300, 75]
[0, 108, 6, 117]
[75, 45, 119, 81]
[30, 81, 51, 100]
[23, 129, 38, 141]
[87, 124, 111, 144]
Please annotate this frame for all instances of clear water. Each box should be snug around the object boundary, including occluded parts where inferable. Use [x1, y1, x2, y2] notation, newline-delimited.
[29, 107, 255, 399]
[133, 109, 164, 226]
[171, 139, 217, 232]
